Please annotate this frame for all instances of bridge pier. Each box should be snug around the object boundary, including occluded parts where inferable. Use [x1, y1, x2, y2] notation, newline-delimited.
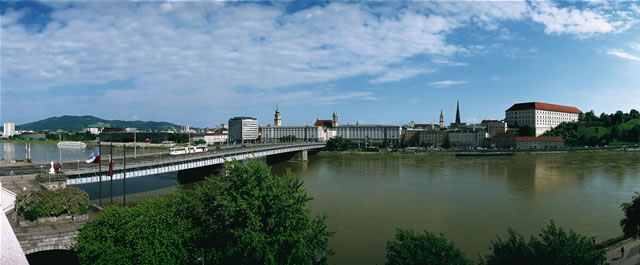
[291, 150, 308, 161]
[177, 164, 225, 184]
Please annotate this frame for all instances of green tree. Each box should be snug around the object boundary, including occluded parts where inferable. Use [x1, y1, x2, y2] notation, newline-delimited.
[385, 229, 470, 265]
[518, 126, 535, 137]
[610, 126, 622, 141]
[630, 109, 640, 120]
[620, 192, 640, 238]
[612, 111, 626, 125]
[326, 136, 354, 151]
[76, 190, 200, 265]
[481, 221, 606, 265]
[194, 139, 206, 145]
[194, 160, 334, 265]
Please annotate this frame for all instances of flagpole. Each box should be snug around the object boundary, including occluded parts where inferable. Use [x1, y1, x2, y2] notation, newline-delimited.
[98, 140, 102, 207]
[123, 143, 126, 207]
[110, 143, 113, 205]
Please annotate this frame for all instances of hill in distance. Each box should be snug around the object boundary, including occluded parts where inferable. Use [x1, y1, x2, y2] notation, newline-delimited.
[16, 115, 183, 132]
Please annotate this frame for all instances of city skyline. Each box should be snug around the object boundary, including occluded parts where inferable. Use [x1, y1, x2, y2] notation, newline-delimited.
[1, 1, 639, 127]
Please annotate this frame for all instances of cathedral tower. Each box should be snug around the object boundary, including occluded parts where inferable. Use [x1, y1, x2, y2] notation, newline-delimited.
[455, 100, 461, 125]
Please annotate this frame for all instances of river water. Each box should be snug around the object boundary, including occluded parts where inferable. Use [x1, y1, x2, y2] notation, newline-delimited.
[5, 142, 640, 265]
[271, 152, 640, 265]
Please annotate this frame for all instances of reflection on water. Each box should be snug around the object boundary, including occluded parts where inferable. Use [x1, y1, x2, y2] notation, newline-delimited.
[0, 142, 159, 163]
[271, 152, 640, 265]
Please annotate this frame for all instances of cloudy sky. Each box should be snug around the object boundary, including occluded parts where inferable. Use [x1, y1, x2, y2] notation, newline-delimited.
[1, 1, 639, 127]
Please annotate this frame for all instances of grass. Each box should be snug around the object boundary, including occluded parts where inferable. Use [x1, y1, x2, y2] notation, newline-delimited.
[579, 126, 610, 138]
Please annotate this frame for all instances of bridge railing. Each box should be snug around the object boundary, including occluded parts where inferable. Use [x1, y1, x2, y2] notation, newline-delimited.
[63, 142, 325, 175]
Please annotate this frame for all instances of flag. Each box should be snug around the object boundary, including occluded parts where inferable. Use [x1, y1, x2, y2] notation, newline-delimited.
[85, 148, 100, 164]
[107, 160, 114, 176]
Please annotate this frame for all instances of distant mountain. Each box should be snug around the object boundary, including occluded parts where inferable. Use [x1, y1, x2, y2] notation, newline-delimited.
[16, 115, 182, 132]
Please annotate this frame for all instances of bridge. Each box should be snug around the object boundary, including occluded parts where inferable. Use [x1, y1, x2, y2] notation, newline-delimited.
[60, 142, 325, 185]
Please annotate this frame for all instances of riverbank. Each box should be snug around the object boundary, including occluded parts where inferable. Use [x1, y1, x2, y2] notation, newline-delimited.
[320, 147, 634, 156]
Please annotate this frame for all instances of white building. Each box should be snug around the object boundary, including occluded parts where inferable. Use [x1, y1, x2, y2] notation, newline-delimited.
[228, 117, 259, 143]
[505, 102, 580, 136]
[125, 128, 137, 133]
[480, 120, 507, 138]
[448, 130, 486, 147]
[82, 128, 100, 134]
[261, 126, 324, 142]
[335, 125, 402, 145]
[2, 121, 15, 138]
[192, 133, 228, 145]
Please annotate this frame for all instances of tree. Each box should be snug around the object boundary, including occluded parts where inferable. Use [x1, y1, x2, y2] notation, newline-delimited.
[481, 221, 606, 265]
[518, 126, 535, 137]
[194, 139, 206, 145]
[610, 126, 622, 141]
[194, 160, 334, 265]
[620, 192, 640, 238]
[326, 136, 354, 151]
[630, 109, 640, 120]
[385, 229, 470, 265]
[629, 125, 640, 142]
[612, 111, 626, 125]
[76, 190, 200, 265]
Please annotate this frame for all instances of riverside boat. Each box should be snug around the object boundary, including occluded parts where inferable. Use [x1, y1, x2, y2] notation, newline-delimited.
[57, 141, 87, 148]
[455, 152, 514, 157]
[169, 145, 208, 155]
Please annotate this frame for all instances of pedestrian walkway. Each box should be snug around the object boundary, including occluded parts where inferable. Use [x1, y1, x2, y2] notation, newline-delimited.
[607, 239, 640, 265]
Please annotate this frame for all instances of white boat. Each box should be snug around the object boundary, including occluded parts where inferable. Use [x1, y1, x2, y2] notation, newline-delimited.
[169, 145, 208, 155]
[57, 141, 87, 148]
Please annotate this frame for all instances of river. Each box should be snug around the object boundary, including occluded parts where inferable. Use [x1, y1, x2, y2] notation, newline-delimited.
[5, 142, 640, 264]
[0, 142, 160, 163]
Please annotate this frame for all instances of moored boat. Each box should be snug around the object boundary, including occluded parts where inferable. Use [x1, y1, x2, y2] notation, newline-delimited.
[57, 141, 87, 148]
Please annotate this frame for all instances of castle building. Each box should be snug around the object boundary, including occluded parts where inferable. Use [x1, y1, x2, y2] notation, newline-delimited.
[505, 102, 580, 136]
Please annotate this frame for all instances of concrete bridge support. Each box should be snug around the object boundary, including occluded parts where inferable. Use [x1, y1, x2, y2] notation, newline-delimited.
[177, 164, 225, 184]
[291, 150, 308, 161]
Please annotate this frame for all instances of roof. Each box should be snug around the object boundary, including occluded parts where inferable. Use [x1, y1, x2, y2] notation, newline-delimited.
[506, 102, 581, 114]
[481, 120, 503, 124]
[314, 120, 333, 127]
[515, 136, 564, 142]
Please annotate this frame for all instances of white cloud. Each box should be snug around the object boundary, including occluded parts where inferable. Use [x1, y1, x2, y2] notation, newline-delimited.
[607, 49, 640, 61]
[631, 43, 640, 52]
[432, 59, 469, 66]
[428, 80, 468, 88]
[490, 77, 502, 81]
[370, 67, 434, 83]
[529, 1, 620, 36]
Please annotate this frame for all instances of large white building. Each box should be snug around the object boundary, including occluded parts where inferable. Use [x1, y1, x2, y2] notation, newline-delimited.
[3, 121, 15, 138]
[261, 126, 324, 142]
[505, 102, 581, 136]
[228, 117, 259, 143]
[335, 125, 402, 145]
[192, 133, 228, 145]
[448, 130, 487, 148]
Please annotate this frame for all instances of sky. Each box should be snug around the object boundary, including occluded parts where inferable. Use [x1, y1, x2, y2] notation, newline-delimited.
[1, 0, 639, 128]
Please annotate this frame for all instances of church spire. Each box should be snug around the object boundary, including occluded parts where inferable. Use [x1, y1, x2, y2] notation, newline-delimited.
[455, 100, 461, 125]
[439, 109, 444, 128]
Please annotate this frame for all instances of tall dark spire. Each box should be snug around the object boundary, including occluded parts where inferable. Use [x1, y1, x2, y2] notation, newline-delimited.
[455, 100, 461, 125]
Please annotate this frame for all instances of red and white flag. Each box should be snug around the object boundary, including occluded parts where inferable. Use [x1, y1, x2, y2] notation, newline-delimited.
[85, 148, 100, 164]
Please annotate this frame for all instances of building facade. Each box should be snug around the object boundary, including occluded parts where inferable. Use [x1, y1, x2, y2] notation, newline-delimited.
[82, 128, 100, 134]
[481, 120, 508, 138]
[505, 102, 580, 136]
[261, 126, 324, 142]
[228, 117, 259, 142]
[3, 121, 15, 138]
[515, 136, 564, 149]
[192, 133, 228, 145]
[335, 125, 402, 145]
[448, 130, 486, 148]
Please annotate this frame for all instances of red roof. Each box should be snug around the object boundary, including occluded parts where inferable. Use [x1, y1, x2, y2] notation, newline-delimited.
[515, 136, 564, 142]
[314, 120, 333, 127]
[506, 102, 581, 114]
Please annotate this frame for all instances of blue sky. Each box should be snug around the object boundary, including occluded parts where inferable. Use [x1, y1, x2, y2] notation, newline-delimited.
[1, 1, 639, 128]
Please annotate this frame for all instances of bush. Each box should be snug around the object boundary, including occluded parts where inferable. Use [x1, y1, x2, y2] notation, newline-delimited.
[386, 229, 470, 265]
[15, 187, 89, 221]
[76, 190, 199, 265]
[620, 192, 640, 238]
[481, 221, 606, 265]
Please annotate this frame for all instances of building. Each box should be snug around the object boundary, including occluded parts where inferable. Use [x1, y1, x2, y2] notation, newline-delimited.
[481, 120, 508, 138]
[505, 102, 581, 136]
[489, 132, 516, 149]
[82, 128, 100, 134]
[448, 130, 486, 148]
[335, 125, 402, 145]
[262, 126, 324, 142]
[125, 128, 137, 133]
[228, 117, 259, 143]
[192, 133, 228, 145]
[16, 133, 45, 140]
[100, 132, 169, 143]
[274, 105, 282, 126]
[455, 100, 461, 125]
[3, 121, 15, 138]
[515, 136, 564, 150]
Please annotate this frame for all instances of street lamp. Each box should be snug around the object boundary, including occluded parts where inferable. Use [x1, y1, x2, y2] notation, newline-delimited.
[40, 165, 43, 176]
